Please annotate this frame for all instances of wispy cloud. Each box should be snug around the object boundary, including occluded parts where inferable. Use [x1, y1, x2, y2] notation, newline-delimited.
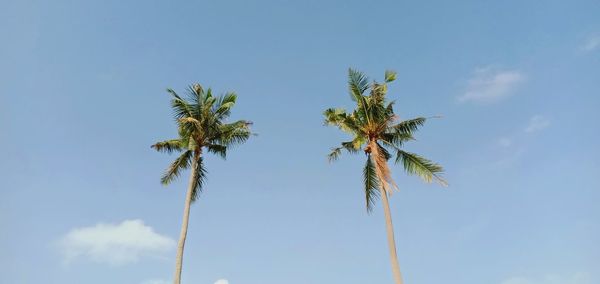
[496, 115, 550, 149]
[215, 280, 229, 284]
[581, 35, 600, 52]
[500, 272, 591, 284]
[458, 67, 525, 104]
[492, 115, 550, 166]
[524, 115, 550, 133]
[59, 219, 175, 266]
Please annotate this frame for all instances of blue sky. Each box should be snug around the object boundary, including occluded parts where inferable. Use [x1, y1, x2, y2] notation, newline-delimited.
[1, 0, 599, 283]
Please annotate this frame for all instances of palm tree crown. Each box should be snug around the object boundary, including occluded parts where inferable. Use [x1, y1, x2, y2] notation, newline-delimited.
[324, 69, 447, 211]
[152, 84, 252, 199]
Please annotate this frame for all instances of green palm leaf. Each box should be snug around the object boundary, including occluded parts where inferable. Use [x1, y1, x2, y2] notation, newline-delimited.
[395, 150, 447, 186]
[151, 139, 184, 153]
[207, 144, 227, 159]
[364, 156, 380, 212]
[348, 68, 369, 102]
[390, 117, 426, 135]
[190, 156, 208, 201]
[328, 147, 342, 162]
[161, 150, 193, 185]
[168, 89, 194, 120]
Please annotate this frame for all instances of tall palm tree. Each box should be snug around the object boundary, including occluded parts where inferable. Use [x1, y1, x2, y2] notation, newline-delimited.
[324, 69, 446, 284]
[152, 84, 252, 284]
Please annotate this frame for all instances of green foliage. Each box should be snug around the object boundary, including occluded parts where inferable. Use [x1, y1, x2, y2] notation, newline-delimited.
[328, 147, 342, 162]
[395, 150, 447, 186]
[324, 69, 446, 211]
[384, 70, 397, 83]
[160, 150, 193, 185]
[391, 117, 426, 136]
[153, 84, 253, 201]
[363, 157, 380, 212]
[348, 68, 370, 102]
[152, 139, 184, 153]
[190, 157, 208, 201]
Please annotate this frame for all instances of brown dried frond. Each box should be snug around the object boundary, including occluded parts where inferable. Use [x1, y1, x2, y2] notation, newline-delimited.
[369, 140, 399, 195]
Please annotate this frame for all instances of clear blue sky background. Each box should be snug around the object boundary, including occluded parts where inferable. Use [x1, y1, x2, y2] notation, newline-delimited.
[1, 1, 599, 284]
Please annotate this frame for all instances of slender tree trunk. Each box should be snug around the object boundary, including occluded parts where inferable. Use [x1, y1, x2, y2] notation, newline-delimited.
[380, 186, 404, 284]
[173, 155, 199, 284]
[369, 140, 404, 284]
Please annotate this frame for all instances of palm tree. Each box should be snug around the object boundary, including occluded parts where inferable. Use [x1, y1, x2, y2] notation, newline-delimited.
[324, 69, 446, 284]
[152, 84, 252, 284]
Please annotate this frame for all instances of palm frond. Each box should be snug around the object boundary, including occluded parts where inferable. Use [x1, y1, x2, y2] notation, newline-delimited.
[178, 117, 202, 135]
[214, 92, 237, 119]
[328, 147, 342, 162]
[218, 120, 253, 146]
[323, 108, 347, 126]
[385, 101, 395, 116]
[329, 135, 366, 162]
[204, 88, 216, 105]
[324, 108, 364, 136]
[364, 156, 380, 212]
[348, 68, 369, 102]
[380, 131, 414, 148]
[190, 156, 208, 202]
[395, 150, 447, 186]
[370, 141, 398, 193]
[384, 70, 397, 83]
[186, 84, 204, 105]
[207, 144, 227, 159]
[376, 142, 392, 161]
[161, 150, 193, 185]
[151, 139, 183, 153]
[369, 82, 387, 106]
[391, 117, 426, 135]
[167, 89, 194, 120]
[358, 95, 372, 124]
[341, 141, 360, 154]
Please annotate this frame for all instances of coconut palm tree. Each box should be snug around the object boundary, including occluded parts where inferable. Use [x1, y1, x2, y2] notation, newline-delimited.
[152, 84, 252, 284]
[324, 69, 446, 284]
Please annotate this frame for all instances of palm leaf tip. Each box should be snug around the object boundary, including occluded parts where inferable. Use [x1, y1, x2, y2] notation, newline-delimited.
[395, 150, 447, 186]
[328, 147, 342, 162]
[384, 70, 397, 83]
[192, 83, 203, 94]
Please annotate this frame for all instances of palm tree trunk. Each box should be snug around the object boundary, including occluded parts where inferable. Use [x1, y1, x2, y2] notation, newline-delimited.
[173, 156, 198, 284]
[380, 177, 404, 284]
[369, 140, 404, 284]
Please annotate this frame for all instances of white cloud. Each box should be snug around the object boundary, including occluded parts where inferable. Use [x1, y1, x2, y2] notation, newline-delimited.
[525, 115, 550, 133]
[459, 67, 525, 104]
[581, 36, 600, 52]
[141, 280, 170, 284]
[214, 279, 229, 284]
[500, 272, 591, 284]
[59, 219, 175, 266]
